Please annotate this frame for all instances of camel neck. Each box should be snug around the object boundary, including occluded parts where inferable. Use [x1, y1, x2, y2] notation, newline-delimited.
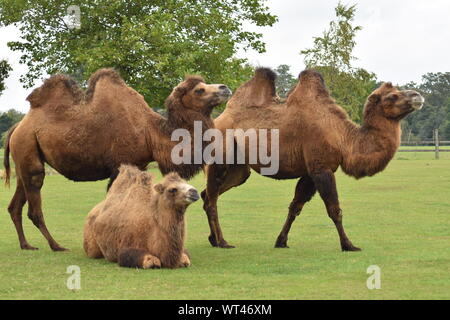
[150, 198, 186, 267]
[340, 116, 401, 179]
[151, 198, 186, 227]
[150, 108, 213, 180]
[166, 108, 213, 133]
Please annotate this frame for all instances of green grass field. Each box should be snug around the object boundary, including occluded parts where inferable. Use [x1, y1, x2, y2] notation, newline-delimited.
[0, 150, 449, 300]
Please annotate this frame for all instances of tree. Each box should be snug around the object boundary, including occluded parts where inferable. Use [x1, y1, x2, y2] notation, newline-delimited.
[0, 59, 12, 96]
[0, 0, 277, 108]
[300, 2, 377, 122]
[0, 109, 25, 147]
[274, 64, 296, 98]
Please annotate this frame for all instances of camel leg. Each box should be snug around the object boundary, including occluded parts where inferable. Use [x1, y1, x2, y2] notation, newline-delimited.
[83, 225, 103, 259]
[21, 168, 68, 251]
[7, 178, 37, 250]
[311, 170, 361, 251]
[118, 248, 161, 269]
[202, 164, 251, 248]
[275, 175, 316, 248]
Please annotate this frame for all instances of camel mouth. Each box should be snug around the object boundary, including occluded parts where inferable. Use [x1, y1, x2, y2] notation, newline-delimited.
[411, 96, 424, 110]
[218, 88, 232, 100]
[405, 90, 424, 111]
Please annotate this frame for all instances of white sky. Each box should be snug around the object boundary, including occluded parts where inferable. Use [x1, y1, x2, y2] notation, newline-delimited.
[1, 0, 449, 112]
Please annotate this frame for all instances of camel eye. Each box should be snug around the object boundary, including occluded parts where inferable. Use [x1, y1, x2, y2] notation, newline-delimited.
[195, 88, 205, 95]
[168, 188, 178, 194]
[386, 93, 399, 102]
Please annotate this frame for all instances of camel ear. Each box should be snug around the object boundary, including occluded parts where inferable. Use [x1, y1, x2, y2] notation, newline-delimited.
[382, 82, 393, 89]
[165, 85, 186, 111]
[154, 183, 165, 194]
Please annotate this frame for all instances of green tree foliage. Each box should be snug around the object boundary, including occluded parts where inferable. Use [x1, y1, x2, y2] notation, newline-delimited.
[300, 2, 377, 122]
[401, 72, 450, 141]
[0, 109, 25, 147]
[274, 64, 296, 98]
[0, 0, 277, 108]
[0, 59, 12, 96]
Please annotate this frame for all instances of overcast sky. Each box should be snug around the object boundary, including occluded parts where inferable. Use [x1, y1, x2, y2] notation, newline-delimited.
[1, 0, 449, 112]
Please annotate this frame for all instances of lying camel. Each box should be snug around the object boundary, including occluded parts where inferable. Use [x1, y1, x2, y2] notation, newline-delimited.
[84, 165, 199, 269]
[202, 68, 424, 250]
[3, 68, 231, 251]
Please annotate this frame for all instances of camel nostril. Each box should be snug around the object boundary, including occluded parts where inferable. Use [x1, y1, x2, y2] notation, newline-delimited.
[187, 188, 199, 202]
[219, 85, 232, 97]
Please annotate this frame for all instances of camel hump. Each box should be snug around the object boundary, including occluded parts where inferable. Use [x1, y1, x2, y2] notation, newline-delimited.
[109, 164, 153, 194]
[297, 69, 328, 93]
[85, 68, 126, 101]
[26, 68, 127, 108]
[253, 67, 277, 97]
[286, 69, 331, 104]
[26, 74, 84, 108]
[255, 67, 277, 86]
[228, 67, 277, 108]
[298, 69, 324, 82]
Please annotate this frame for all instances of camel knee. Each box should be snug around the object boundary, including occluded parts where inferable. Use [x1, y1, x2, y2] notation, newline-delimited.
[202, 196, 217, 214]
[27, 211, 43, 228]
[204, 205, 218, 219]
[8, 209, 21, 223]
[327, 207, 343, 223]
[29, 172, 45, 189]
[8, 203, 18, 216]
[288, 201, 303, 216]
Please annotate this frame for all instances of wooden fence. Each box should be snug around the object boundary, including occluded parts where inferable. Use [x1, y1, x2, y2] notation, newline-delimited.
[399, 129, 450, 159]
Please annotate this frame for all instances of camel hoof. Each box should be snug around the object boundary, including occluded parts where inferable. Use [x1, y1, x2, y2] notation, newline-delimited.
[209, 235, 235, 248]
[21, 244, 39, 250]
[274, 236, 289, 248]
[208, 235, 218, 247]
[218, 241, 235, 249]
[342, 245, 362, 252]
[142, 255, 161, 269]
[180, 253, 191, 267]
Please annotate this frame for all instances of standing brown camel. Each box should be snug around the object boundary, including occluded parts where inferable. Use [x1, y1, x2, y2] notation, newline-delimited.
[202, 68, 424, 250]
[3, 68, 231, 251]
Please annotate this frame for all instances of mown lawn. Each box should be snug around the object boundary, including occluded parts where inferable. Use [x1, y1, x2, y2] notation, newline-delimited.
[0, 151, 449, 300]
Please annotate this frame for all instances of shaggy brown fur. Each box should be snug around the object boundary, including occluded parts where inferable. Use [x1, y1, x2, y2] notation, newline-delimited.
[84, 165, 199, 269]
[3, 68, 231, 251]
[202, 68, 424, 250]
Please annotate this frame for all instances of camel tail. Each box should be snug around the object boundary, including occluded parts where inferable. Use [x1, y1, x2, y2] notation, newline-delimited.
[3, 122, 19, 188]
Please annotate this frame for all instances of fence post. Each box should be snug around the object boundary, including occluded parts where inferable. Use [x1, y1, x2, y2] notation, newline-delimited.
[434, 129, 439, 160]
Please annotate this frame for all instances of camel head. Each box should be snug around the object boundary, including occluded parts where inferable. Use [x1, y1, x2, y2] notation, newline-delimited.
[165, 76, 232, 115]
[364, 82, 424, 122]
[154, 172, 200, 210]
